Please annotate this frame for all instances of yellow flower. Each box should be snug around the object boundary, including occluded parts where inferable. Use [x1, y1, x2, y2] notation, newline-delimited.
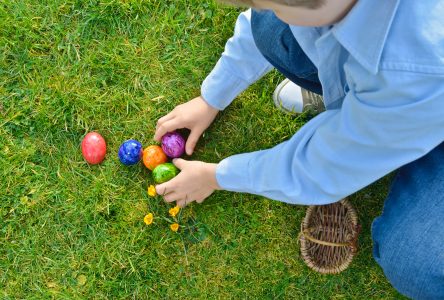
[169, 205, 180, 217]
[148, 185, 157, 197]
[144, 213, 153, 225]
[170, 223, 179, 232]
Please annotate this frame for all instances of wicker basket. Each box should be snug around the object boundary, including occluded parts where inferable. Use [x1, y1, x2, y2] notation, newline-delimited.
[299, 199, 361, 274]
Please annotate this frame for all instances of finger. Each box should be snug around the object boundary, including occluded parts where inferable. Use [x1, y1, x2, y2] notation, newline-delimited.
[196, 191, 213, 204]
[156, 113, 175, 127]
[177, 197, 193, 208]
[155, 183, 170, 196]
[172, 158, 187, 170]
[176, 194, 189, 208]
[154, 118, 181, 141]
[185, 129, 203, 155]
[164, 192, 181, 202]
[176, 199, 186, 208]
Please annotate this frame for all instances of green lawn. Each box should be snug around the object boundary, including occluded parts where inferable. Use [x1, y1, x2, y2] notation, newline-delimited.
[1, 0, 406, 298]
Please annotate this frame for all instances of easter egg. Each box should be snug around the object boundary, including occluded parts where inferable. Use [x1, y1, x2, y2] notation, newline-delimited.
[152, 163, 179, 184]
[161, 131, 185, 158]
[118, 139, 143, 165]
[143, 145, 168, 171]
[81, 132, 106, 164]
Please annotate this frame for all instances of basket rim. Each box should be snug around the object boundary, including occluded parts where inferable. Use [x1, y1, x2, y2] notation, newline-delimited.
[299, 198, 360, 274]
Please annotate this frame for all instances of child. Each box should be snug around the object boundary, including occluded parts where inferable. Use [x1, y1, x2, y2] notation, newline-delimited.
[154, 0, 444, 298]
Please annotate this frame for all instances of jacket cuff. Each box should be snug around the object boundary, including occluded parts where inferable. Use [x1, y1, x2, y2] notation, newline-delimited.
[215, 152, 254, 193]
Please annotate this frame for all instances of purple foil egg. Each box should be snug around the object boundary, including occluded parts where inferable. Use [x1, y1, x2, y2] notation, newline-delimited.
[161, 131, 185, 158]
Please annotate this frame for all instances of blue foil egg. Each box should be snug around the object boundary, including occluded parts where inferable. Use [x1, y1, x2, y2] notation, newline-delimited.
[118, 140, 143, 165]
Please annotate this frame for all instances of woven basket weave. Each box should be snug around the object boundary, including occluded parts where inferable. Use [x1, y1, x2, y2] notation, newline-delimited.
[299, 199, 361, 274]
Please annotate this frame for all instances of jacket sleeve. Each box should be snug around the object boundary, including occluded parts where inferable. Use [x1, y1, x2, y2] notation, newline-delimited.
[216, 68, 444, 204]
[201, 9, 273, 110]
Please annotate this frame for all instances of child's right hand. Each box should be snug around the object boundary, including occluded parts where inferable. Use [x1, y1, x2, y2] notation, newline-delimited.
[154, 96, 219, 155]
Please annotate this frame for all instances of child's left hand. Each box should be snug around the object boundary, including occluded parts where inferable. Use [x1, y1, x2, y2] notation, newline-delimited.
[155, 158, 221, 207]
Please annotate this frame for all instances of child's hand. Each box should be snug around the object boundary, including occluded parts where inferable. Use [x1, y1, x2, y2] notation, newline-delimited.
[155, 158, 220, 208]
[154, 96, 219, 155]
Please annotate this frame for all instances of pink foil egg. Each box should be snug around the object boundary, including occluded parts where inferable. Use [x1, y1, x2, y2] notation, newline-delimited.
[81, 132, 106, 164]
[161, 131, 185, 158]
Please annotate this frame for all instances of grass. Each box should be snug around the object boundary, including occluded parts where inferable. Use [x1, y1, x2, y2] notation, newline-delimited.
[0, 0, 406, 298]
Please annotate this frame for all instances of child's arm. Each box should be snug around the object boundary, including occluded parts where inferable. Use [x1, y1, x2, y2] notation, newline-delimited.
[200, 8, 273, 111]
[154, 9, 273, 155]
[215, 70, 444, 205]
[153, 9, 275, 207]
[153, 9, 272, 206]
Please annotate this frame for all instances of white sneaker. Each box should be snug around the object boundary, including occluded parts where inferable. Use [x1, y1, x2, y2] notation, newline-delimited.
[273, 78, 325, 114]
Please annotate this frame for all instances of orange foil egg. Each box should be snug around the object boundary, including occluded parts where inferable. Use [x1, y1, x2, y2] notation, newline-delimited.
[143, 145, 168, 171]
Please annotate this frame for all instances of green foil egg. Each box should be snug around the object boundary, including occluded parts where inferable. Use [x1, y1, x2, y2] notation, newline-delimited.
[152, 163, 179, 184]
